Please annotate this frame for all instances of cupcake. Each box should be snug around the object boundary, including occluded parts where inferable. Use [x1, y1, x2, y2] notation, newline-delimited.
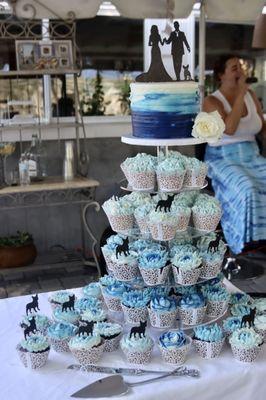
[53, 307, 80, 326]
[229, 328, 263, 362]
[202, 286, 229, 317]
[17, 334, 50, 369]
[199, 249, 224, 279]
[156, 157, 186, 192]
[254, 314, 266, 340]
[172, 206, 191, 232]
[94, 322, 123, 352]
[134, 203, 155, 235]
[102, 281, 127, 312]
[158, 330, 192, 364]
[120, 332, 154, 364]
[80, 307, 108, 325]
[172, 251, 202, 286]
[101, 234, 124, 272]
[69, 333, 105, 365]
[75, 297, 103, 313]
[230, 304, 253, 317]
[252, 298, 266, 314]
[110, 250, 139, 282]
[82, 282, 103, 300]
[148, 296, 177, 329]
[99, 275, 117, 290]
[121, 153, 156, 191]
[193, 324, 225, 359]
[48, 290, 76, 311]
[170, 243, 197, 259]
[183, 157, 207, 188]
[47, 322, 78, 353]
[178, 293, 207, 326]
[20, 314, 52, 336]
[138, 248, 170, 286]
[192, 197, 221, 232]
[102, 196, 134, 233]
[222, 317, 242, 337]
[229, 292, 252, 306]
[121, 290, 150, 324]
[148, 210, 179, 241]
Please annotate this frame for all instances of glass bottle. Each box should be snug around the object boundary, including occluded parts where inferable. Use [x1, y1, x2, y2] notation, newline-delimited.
[19, 153, 30, 186]
[25, 134, 47, 180]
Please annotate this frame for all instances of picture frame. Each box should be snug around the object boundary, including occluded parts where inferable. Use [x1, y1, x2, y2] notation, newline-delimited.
[15, 40, 74, 71]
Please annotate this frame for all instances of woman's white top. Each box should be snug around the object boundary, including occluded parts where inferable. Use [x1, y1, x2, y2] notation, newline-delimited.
[208, 89, 262, 147]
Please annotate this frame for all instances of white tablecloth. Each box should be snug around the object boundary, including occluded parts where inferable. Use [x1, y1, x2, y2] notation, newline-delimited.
[0, 283, 266, 400]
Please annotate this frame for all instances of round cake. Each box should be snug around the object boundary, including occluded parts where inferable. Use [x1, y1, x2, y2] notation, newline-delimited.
[130, 81, 199, 139]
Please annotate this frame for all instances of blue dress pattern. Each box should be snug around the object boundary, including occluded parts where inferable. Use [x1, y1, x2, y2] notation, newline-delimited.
[205, 141, 266, 254]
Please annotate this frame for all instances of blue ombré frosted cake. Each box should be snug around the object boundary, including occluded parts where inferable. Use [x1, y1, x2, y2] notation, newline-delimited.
[130, 82, 199, 139]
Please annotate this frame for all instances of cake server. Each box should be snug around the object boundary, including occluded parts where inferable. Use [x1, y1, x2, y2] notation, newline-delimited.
[70, 367, 200, 398]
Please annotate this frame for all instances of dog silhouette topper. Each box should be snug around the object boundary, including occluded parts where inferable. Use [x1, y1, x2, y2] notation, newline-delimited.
[77, 321, 94, 336]
[26, 294, 40, 315]
[207, 232, 223, 253]
[116, 237, 130, 259]
[155, 194, 175, 213]
[130, 321, 147, 338]
[62, 294, 75, 312]
[241, 308, 256, 328]
[24, 316, 38, 339]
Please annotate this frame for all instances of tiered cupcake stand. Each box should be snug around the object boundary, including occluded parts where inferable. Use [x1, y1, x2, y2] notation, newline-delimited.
[108, 135, 228, 334]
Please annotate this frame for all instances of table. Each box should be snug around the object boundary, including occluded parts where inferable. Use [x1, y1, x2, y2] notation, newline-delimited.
[0, 177, 101, 276]
[0, 282, 265, 400]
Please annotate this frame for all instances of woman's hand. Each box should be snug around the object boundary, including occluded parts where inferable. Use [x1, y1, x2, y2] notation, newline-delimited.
[236, 74, 249, 96]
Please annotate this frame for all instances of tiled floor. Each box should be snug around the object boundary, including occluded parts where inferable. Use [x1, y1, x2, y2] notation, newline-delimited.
[0, 250, 265, 299]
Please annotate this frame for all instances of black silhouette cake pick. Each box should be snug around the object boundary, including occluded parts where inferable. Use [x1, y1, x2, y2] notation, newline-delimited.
[116, 237, 130, 258]
[207, 232, 223, 253]
[136, 21, 191, 82]
[24, 316, 37, 339]
[62, 294, 75, 312]
[26, 294, 40, 315]
[130, 321, 147, 338]
[77, 321, 94, 336]
[155, 194, 175, 212]
[241, 308, 256, 328]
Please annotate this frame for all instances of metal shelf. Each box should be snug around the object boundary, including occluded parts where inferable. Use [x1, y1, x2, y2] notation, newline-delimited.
[122, 134, 207, 147]
[0, 69, 80, 77]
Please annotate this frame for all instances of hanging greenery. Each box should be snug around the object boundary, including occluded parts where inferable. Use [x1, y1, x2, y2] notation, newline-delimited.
[81, 70, 105, 116]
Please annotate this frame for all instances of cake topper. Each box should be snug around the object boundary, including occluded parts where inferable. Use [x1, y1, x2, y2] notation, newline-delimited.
[26, 294, 40, 315]
[77, 321, 94, 337]
[116, 237, 130, 259]
[62, 294, 75, 312]
[130, 321, 147, 338]
[136, 21, 191, 82]
[24, 316, 37, 339]
[207, 232, 223, 253]
[155, 194, 175, 212]
[241, 308, 256, 328]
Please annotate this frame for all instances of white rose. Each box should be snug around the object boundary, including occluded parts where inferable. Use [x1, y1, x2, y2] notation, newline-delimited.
[192, 111, 225, 143]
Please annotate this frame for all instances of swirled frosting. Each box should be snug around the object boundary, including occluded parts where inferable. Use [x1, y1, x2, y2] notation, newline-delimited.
[178, 293, 206, 309]
[103, 282, 127, 298]
[82, 283, 102, 299]
[121, 153, 156, 173]
[69, 334, 102, 350]
[202, 286, 229, 302]
[184, 157, 207, 172]
[159, 331, 187, 349]
[157, 157, 186, 174]
[138, 249, 168, 270]
[53, 308, 80, 324]
[149, 210, 178, 224]
[111, 250, 138, 266]
[122, 290, 150, 308]
[229, 328, 263, 349]
[49, 291, 75, 304]
[134, 203, 155, 219]
[101, 234, 124, 257]
[81, 308, 107, 323]
[175, 285, 199, 296]
[99, 275, 118, 287]
[47, 322, 78, 339]
[170, 244, 197, 259]
[150, 296, 177, 312]
[192, 201, 221, 216]
[222, 317, 242, 334]
[230, 304, 253, 317]
[200, 249, 224, 264]
[171, 232, 193, 246]
[229, 292, 252, 306]
[146, 286, 169, 299]
[75, 297, 103, 312]
[254, 314, 266, 330]
[20, 314, 51, 331]
[172, 252, 202, 271]
[20, 334, 50, 353]
[196, 232, 227, 254]
[120, 333, 154, 352]
[252, 298, 266, 314]
[193, 323, 224, 342]
[125, 192, 152, 208]
[173, 192, 198, 208]
[94, 322, 122, 338]
[102, 196, 134, 216]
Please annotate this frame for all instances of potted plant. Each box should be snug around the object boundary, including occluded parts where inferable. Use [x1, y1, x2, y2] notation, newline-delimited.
[0, 231, 37, 268]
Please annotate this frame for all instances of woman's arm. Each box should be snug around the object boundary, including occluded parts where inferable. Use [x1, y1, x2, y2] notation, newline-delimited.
[249, 90, 266, 135]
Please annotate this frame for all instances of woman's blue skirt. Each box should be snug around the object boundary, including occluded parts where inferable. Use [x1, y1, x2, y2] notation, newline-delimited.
[205, 141, 266, 254]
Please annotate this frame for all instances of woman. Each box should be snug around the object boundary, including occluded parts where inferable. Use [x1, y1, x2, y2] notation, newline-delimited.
[136, 25, 172, 82]
[203, 54, 266, 254]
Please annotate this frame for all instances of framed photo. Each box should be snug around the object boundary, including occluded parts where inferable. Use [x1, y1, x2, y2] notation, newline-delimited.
[15, 40, 74, 71]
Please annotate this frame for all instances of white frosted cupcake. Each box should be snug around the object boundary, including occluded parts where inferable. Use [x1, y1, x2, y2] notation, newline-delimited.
[183, 158, 207, 188]
[156, 157, 186, 192]
[80, 307, 108, 325]
[102, 196, 134, 233]
[148, 210, 178, 241]
[110, 250, 139, 282]
[82, 282, 103, 300]
[53, 308, 80, 326]
[158, 330, 192, 364]
[193, 324, 225, 359]
[20, 314, 52, 336]
[121, 153, 156, 191]
[120, 332, 154, 364]
[69, 333, 105, 365]
[17, 334, 50, 369]
[48, 290, 76, 311]
[172, 251, 202, 286]
[101, 234, 125, 272]
[229, 328, 263, 363]
[134, 203, 155, 234]
[192, 195, 221, 232]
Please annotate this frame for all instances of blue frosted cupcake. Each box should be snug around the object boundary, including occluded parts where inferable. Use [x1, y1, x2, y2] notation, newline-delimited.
[17, 334, 50, 369]
[102, 281, 127, 312]
[101, 234, 124, 272]
[121, 153, 156, 191]
[138, 248, 170, 286]
[134, 203, 155, 234]
[252, 298, 266, 314]
[121, 290, 150, 324]
[94, 321, 123, 352]
[158, 330, 191, 364]
[230, 304, 253, 318]
[178, 293, 207, 326]
[183, 157, 207, 188]
[193, 323, 225, 359]
[199, 249, 224, 279]
[202, 286, 229, 317]
[102, 196, 135, 233]
[53, 308, 80, 326]
[110, 250, 139, 282]
[80, 307, 108, 325]
[69, 333, 105, 365]
[156, 157, 186, 192]
[148, 210, 179, 241]
[47, 322, 78, 353]
[148, 296, 177, 329]
[229, 292, 252, 306]
[172, 251, 202, 286]
[192, 196, 221, 232]
[20, 314, 52, 336]
[229, 328, 263, 362]
[120, 332, 154, 364]
[222, 317, 242, 337]
[75, 297, 103, 313]
[82, 282, 103, 300]
[48, 290, 76, 311]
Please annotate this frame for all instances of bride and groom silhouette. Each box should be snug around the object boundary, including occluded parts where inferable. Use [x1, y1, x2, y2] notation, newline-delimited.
[136, 22, 191, 83]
